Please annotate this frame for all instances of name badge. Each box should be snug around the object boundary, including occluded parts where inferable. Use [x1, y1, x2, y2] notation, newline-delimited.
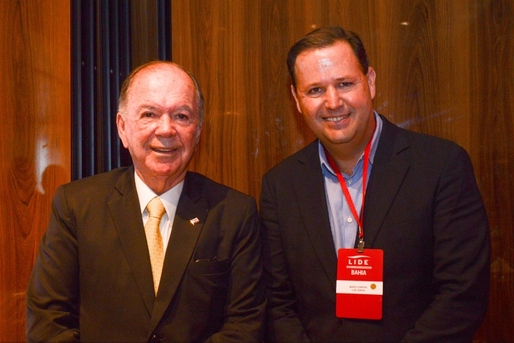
[336, 248, 384, 320]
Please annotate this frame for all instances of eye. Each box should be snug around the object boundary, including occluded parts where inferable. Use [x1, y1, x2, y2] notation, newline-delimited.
[170, 106, 196, 125]
[338, 81, 353, 88]
[143, 112, 155, 118]
[307, 87, 323, 95]
[174, 113, 191, 122]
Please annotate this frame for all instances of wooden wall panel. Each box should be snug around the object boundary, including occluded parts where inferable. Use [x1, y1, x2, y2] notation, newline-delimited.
[172, 1, 513, 341]
[0, 0, 71, 341]
[470, 1, 514, 341]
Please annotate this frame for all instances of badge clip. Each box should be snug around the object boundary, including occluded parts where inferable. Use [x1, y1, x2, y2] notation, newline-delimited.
[357, 239, 365, 253]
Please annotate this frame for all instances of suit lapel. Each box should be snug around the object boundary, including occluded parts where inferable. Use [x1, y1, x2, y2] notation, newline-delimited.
[294, 141, 338, 290]
[363, 116, 410, 247]
[149, 172, 208, 331]
[295, 118, 413, 287]
[108, 167, 155, 315]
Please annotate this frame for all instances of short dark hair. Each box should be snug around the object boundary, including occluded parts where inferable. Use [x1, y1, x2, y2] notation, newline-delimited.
[118, 60, 205, 122]
[287, 26, 370, 88]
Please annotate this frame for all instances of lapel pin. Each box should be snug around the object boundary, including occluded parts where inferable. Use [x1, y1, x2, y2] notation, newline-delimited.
[190, 217, 200, 225]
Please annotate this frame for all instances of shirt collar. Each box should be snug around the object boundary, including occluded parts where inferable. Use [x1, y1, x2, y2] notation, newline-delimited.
[319, 111, 383, 176]
[134, 172, 184, 216]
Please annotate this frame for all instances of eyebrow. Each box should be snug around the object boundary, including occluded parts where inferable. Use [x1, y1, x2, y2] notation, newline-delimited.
[136, 104, 195, 113]
[136, 104, 158, 112]
[174, 105, 195, 113]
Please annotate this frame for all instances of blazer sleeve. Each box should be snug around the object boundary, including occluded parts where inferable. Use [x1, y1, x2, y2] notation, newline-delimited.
[259, 174, 310, 343]
[403, 146, 490, 342]
[26, 185, 80, 342]
[206, 195, 266, 343]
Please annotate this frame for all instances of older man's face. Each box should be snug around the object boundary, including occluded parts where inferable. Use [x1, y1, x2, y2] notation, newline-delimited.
[117, 64, 201, 192]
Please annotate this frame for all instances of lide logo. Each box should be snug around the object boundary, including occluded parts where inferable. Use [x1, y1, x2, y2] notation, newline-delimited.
[347, 255, 371, 275]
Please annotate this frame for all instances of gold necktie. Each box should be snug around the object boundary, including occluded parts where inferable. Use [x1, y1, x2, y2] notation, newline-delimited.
[145, 196, 166, 295]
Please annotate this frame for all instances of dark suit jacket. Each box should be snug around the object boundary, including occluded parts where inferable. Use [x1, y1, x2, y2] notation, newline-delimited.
[260, 115, 490, 342]
[27, 169, 265, 342]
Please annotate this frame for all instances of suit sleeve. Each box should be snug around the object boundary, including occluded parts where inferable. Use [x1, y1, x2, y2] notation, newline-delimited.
[403, 146, 490, 342]
[26, 186, 80, 342]
[259, 174, 310, 343]
[206, 196, 267, 343]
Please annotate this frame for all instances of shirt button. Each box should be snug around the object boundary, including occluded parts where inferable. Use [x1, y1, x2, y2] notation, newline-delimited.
[347, 217, 353, 223]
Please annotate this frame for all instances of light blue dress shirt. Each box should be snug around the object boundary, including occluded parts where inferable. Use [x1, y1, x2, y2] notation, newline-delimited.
[319, 112, 383, 252]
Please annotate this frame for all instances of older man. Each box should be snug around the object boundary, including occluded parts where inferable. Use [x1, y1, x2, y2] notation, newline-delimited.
[27, 61, 265, 342]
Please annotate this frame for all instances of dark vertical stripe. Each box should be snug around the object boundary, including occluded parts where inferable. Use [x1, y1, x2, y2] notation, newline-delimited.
[110, 0, 121, 168]
[99, 0, 111, 172]
[71, 0, 82, 180]
[158, 0, 171, 61]
[118, 0, 133, 167]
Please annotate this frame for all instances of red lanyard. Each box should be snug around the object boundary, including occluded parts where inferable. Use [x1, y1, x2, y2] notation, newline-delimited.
[324, 126, 375, 251]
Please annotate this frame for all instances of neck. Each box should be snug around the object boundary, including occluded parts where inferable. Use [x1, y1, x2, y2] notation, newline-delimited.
[325, 147, 364, 176]
[136, 170, 186, 195]
[325, 118, 376, 175]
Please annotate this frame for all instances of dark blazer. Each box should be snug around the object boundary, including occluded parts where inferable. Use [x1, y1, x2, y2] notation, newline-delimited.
[26, 168, 265, 342]
[260, 115, 490, 342]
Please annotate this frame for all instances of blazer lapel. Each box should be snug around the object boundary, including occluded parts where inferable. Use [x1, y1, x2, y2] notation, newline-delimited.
[364, 116, 410, 247]
[108, 167, 155, 315]
[149, 172, 208, 331]
[294, 141, 338, 290]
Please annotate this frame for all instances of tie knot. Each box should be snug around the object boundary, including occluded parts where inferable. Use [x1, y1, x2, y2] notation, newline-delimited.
[146, 197, 166, 219]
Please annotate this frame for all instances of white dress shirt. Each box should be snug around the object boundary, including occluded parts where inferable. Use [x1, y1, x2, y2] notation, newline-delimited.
[134, 172, 184, 252]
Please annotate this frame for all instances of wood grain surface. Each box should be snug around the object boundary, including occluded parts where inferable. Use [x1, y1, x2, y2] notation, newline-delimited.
[0, 0, 71, 341]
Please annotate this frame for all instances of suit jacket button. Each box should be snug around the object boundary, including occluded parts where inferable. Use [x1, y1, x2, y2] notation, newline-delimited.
[149, 334, 161, 343]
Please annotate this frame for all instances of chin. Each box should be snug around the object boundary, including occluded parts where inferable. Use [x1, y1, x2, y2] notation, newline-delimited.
[322, 134, 350, 144]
